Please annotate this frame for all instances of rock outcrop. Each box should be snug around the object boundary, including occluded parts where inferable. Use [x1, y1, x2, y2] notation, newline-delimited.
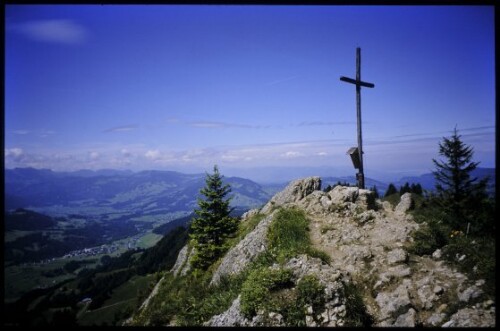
[170, 244, 192, 276]
[154, 177, 495, 327]
[207, 254, 349, 327]
[395, 192, 414, 214]
[260, 177, 321, 214]
[210, 211, 277, 285]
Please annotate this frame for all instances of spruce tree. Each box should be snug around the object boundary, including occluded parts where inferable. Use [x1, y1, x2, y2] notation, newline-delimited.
[384, 183, 397, 197]
[189, 165, 238, 270]
[432, 127, 488, 230]
[399, 182, 411, 195]
[410, 183, 423, 196]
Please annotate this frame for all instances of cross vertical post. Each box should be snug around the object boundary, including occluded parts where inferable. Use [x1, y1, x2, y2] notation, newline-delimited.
[340, 47, 375, 189]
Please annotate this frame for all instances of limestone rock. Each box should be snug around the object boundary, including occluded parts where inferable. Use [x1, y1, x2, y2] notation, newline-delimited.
[356, 189, 376, 210]
[387, 248, 408, 265]
[395, 192, 414, 214]
[375, 281, 412, 320]
[432, 249, 442, 260]
[328, 186, 359, 205]
[457, 284, 483, 303]
[206, 295, 250, 326]
[166, 176, 496, 327]
[393, 308, 417, 327]
[443, 306, 496, 327]
[211, 212, 276, 285]
[171, 244, 192, 276]
[261, 177, 321, 214]
[426, 312, 446, 326]
[241, 208, 260, 220]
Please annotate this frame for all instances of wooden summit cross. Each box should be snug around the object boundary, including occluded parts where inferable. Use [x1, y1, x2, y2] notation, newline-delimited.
[340, 47, 375, 189]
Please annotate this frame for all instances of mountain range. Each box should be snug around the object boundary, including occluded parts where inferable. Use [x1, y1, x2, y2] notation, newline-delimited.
[4, 168, 272, 214]
[5, 167, 495, 214]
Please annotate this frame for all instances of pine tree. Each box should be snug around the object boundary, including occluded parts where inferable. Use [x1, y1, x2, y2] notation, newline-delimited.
[189, 165, 238, 270]
[410, 183, 423, 196]
[371, 185, 380, 199]
[432, 127, 488, 230]
[399, 182, 411, 195]
[384, 183, 397, 197]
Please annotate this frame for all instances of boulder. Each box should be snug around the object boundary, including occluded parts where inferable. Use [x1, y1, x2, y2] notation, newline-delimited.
[356, 189, 376, 210]
[375, 281, 412, 320]
[395, 193, 414, 214]
[443, 306, 496, 327]
[241, 208, 260, 220]
[328, 186, 359, 205]
[206, 295, 249, 326]
[261, 177, 321, 214]
[393, 308, 417, 327]
[387, 248, 408, 265]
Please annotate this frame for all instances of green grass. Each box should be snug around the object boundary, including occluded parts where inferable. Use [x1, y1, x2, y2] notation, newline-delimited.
[133, 207, 335, 326]
[343, 280, 374, 327]
[131, 270, 245, 326]
[381, 193, 400, 208]
[78, 274, 155, 326]
[4, 230, 37, 242]
[227, 213, 266, 248]
[136, 232, 163, 249]
[4, 260, 77, 303]
[267, 207, 330, 264]
[408, 195, 496, 302]
[240, 267, 294, 318]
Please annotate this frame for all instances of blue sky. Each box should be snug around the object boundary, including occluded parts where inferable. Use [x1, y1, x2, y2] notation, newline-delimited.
[5, 5, 495, 182]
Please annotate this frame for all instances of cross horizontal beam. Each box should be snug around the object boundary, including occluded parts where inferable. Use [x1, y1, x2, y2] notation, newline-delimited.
[340, 76, 375, 88]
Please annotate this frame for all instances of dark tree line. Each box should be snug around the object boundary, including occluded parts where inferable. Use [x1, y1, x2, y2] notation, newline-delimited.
[383, 182, 423, 198]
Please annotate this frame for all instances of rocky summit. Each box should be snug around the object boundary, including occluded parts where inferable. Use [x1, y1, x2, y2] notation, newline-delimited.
[137, 177, 496, 327]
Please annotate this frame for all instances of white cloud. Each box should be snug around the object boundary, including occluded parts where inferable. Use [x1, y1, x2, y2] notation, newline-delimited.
[88, 151, 100, 160]
[13, 130, 29, 135]
[145, 149, 161, 161]
[121, 149, 132, 157]
[103, 125, 139, 133]
[281, 151, 303, 158]
[5, 148, 24, 161]
[12, 19, 88, 45]
[317, 152, 328, 156]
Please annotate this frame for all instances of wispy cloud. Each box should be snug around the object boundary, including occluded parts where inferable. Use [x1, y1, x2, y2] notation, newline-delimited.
[281, 151, 303, 158]
[264, 75, 299, 86]
[297, 121, 354, 127]
[10, 19, 88, 45]
[370, 125, 495, 146]
[188, 120, 270, 129]
[103, 125, 139, 133]
[13, 130, 29, 135]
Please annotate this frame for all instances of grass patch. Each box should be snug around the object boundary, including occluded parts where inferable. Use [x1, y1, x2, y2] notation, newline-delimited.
[240, 267, 294, 318]
[78, 274, 155, 326]
[442, 236, 495, 298]
[135, 207, 334, 326]
[226, 213, 266, 248]
[131, 270, 245, 326]
[136, 232, 163, 249]
[343, 281, 373, 327]
[407, 220, 449, 256]
[382, 193, 400, 208]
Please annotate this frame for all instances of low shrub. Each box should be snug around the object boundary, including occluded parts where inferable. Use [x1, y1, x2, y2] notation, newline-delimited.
[240, 267, 294, 318]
